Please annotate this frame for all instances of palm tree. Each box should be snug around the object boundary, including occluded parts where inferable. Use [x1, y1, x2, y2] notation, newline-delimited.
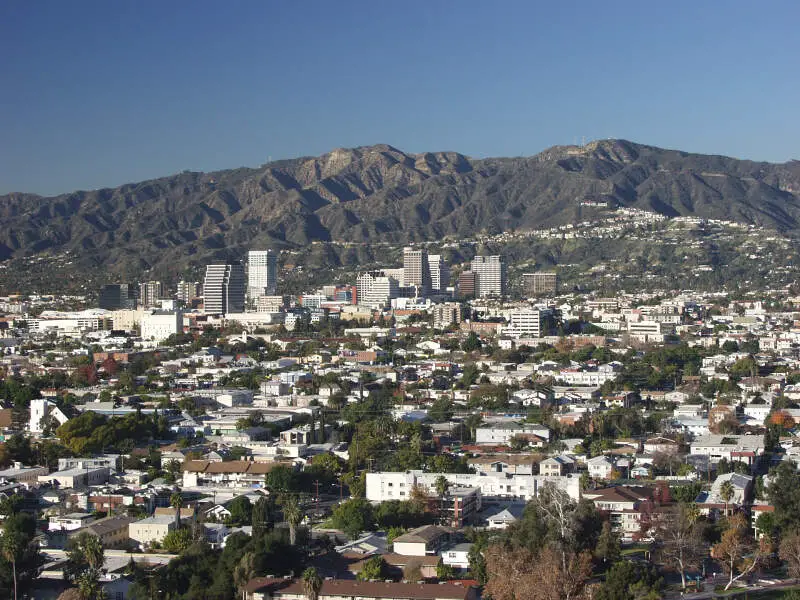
[76, 569, 108, 600]
[1, 528, 22, 600]
[434, 476, 450, 526]
[282, 496, 303, 546]
[302, 567, 323, 600]
[720, 480, 735, 517]
[170, 491, 183, 529]
[685, 503, 701, 525]
[81, 534, 104, 572]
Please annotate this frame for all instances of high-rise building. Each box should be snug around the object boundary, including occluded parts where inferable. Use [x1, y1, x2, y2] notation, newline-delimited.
[203, 264, 246, 314]
[471, 255, 506, 297]
[248, 250, 277, 298]
[138, 281, 163, 308]
[98, 284, 136, 310]
[177, 281, 200, 305]
[522, 272, 557, 296]
[357, 272, 400, 308]
[458, 271, 476, 299]
[428, 255, 449, 293]
[402, 247, 431, 295]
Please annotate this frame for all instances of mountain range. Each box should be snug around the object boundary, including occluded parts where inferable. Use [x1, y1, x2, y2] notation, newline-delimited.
[1, 139, 799, 284]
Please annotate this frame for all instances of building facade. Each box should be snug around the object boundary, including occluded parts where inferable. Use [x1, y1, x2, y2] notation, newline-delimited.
[203, 264, 246, 314]
[403, 247, 431, 295]
[248, 250, 278, 298]
[522, 272, 557, 296]
[471, 256, 506, 297]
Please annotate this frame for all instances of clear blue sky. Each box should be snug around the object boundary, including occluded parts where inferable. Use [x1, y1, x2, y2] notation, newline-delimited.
[1, 0, 798, 195]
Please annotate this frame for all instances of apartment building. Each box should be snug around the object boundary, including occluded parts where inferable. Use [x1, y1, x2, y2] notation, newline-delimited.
[433, 303, 462, 329]
[138, 281, 163, 308]
[403, 247, 431, 295]
[428, 254, 449, 293]
[140, 309, 183, 342]
[365, 470, 580, 503]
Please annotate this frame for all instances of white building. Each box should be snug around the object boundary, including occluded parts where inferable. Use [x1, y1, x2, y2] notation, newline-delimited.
[428, 255, 449, 293]
[29, 398, 69, 433]
[505, 308, 551, 338]
[365, 470, 580, 503]
[471, 256, 506, 297]
[140, 310, 183, 342]
[356, 272, 400, 308]
[248, 250, 278, 298]
[475, 422, 550, 445]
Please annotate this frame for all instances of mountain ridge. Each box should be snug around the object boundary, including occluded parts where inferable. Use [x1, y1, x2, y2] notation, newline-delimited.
[2, 139, 800, 284]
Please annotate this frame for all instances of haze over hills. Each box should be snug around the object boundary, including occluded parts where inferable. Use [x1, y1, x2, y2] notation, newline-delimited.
[1, 139, 800, 285]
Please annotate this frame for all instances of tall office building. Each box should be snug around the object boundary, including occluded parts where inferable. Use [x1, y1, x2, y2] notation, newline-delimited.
[138, 281, 163, 308]
[203, 264, 246, 314]
[357, 271, 400, 308]
[471, 255, 506, 297]
[177, 281, 200, 305]
[428, 255, 449, 293]
[522, 272, 557, 296]
[247, 250, 278, 298]
[458, 271, 476, 299]
[402, 247, 431, 295]
[98, 284, 136, 310]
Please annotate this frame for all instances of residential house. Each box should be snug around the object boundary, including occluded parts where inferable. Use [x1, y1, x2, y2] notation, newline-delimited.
[467, 454, 537, 476]
[643, 437, 680, 456]
[440, 542, 472, 570]
[392, 525, 450, 557]
[70, 515, 136, 549]
[582, 486, 657, 540]
[587, 455, 615, 480]
[539, 455, 575, 477]
[695, 473, 753, 518]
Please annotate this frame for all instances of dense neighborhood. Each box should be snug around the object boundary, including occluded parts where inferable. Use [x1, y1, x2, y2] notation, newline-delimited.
[2, 277, 800, 600]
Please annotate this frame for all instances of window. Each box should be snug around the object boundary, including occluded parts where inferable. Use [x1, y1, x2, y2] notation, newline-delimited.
[399, 491, 405, 496]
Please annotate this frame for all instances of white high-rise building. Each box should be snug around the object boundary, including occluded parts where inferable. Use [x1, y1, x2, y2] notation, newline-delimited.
[248, 250, 277, 298]
[402, 247, 430, 295]
[506, 308, 552, 338]
[203, 264, 246, 314]
[357, 272, 400, 308]
[471, 255, 506, 297]
[428, 255, 449, 293]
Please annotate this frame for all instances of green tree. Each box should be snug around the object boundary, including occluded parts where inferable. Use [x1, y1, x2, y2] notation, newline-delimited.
[0, 513, 42, 600]
[64, 532, 104, 584]
[436, 560, 456, 580]
[227, 496, 253, 526]
[331, 498, 374, 540]
[356, 556, 386, 581]
[767, 461, 800, 532]
[595, 521, 621, 565]
[720, 480, 735, 517]
[162, 528, 193, 553]
[461, 332, 482, 353]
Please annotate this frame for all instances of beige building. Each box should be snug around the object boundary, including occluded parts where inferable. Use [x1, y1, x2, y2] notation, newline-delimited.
[70, 515, 136, 549]
[129, 515, 180, 547]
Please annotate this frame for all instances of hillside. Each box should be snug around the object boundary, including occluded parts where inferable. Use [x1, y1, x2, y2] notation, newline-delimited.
[1, 139, 799, 288]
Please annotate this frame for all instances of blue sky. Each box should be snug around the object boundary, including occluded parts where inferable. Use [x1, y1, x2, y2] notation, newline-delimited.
[1, 1, 798, 195]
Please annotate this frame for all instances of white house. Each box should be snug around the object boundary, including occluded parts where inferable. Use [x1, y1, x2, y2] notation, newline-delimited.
[587, 455, 615, 479]
[29, 398, 69, 433]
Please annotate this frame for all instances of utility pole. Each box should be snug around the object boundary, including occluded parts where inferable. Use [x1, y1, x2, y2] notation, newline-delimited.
[313, 480, 320, 532]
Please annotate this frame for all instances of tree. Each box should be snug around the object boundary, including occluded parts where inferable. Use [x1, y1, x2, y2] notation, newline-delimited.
[232, 551, 257, 599]
[780, 530, 800, 581]
[461, 332, 482, 353]
[1, 525, 22, 600]
[436, 560, 456, 580]
[713, 513, 767, 590]
[162, 528, 193, 553]
[595, 521, 621, 565]
[0, 513, 42, 600]
[428, 397, 454, 422]
[64, 532, 105, 584]
[594, 560, 662, 600]
[720, 479, 735, 517]
[281, 496, 303, 546]
[485, 544, 592, 600]
[357, 556, 386, 581]
[302, 567, 323, 600]
[654, 504, 704, 590]
[767, 461, 800, 532]
[170, 491, 183, 530]
[331, 498, 374, 540]
[227, 496, 253, 526]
